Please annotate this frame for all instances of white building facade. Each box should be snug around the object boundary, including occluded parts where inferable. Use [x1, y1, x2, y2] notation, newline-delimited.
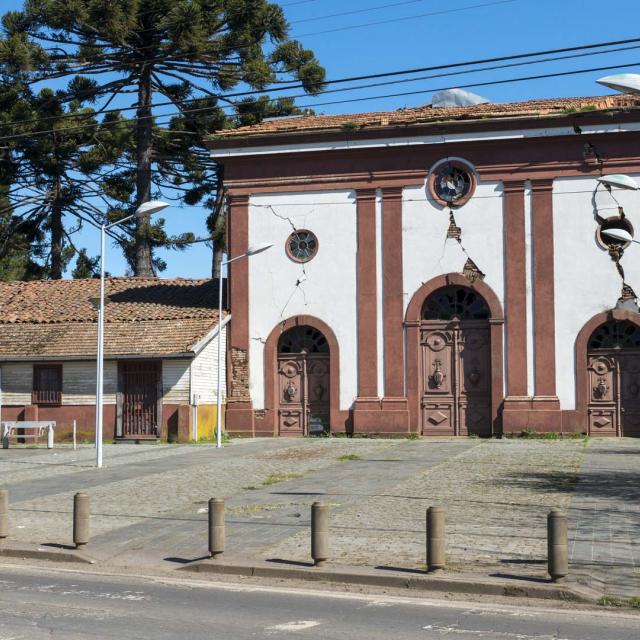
[210, 95, 640, 437]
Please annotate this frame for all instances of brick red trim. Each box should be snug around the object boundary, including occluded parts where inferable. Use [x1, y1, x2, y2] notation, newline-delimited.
[405, 274, 504, 434]
[221, 132, 640, 192]
[531, 179, 559, 406]
[382, 187, 406, 401]
[261, 315, 345, 435]
[503, 181, 528, 400]
[355, 189, 378, 400]
[225, 192, 254, 433]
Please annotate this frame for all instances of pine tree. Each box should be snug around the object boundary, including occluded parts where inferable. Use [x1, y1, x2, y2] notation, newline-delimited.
[2, 1, 325, 276]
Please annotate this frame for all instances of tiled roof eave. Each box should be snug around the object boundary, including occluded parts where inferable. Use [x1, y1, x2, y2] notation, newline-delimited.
[213, 108, 638, 145]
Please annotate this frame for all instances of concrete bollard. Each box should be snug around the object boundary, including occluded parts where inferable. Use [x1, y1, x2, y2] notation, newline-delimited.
[311, 502, 329, 567]
[0, 489, 8, 539]
[426, 506, 446, 572]
[547, 509, 568, 582]
[208, 498, 225, 558]
[73, 492, 90, 548]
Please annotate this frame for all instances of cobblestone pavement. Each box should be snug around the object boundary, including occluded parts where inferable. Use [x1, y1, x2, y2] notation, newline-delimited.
[1, 436, 639, 598]
[568, 439, 640, 598]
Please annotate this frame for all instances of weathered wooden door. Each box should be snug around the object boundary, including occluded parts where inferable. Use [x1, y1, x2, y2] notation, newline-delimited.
[421, 323, 491, 436]
[119, 361, 162, 438]
[587, 320, 640, 437]
[420, 286, 492, 436]
[277, 326, 330, 436]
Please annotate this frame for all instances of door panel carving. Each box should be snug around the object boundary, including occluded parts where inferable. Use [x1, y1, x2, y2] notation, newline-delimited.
[277, 326, 330, 436]
[420, 321, 491, 436]
[587, 320, 640, 437]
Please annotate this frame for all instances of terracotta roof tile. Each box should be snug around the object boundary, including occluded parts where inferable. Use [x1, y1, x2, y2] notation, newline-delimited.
[0, 278, 224, 359]
[211, 94, 640, 140]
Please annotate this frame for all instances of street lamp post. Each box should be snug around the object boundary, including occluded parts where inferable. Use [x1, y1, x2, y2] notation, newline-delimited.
[215, 242, 273, 449]
[94, 200, 169, 468]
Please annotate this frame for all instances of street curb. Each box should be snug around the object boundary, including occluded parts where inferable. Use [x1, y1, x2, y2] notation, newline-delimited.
[179, 560, 594, 603]
[0, 543, 95, 565]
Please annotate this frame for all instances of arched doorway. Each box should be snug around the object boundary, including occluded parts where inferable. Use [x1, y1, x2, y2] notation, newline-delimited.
[587, 319, 640, 437]
[419, 285, 493, 436]
[277, 325, 331, 436]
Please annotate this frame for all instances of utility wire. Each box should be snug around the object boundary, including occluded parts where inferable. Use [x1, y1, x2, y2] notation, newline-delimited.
[2, 36, 638, 132]
[295, 0, 517, 37]
[291, 0, 450, 24]
[1, 58, 640, 144]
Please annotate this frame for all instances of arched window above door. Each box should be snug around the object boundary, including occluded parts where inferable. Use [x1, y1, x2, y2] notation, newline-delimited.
[588, 320, 640, 349]
[422, 286, 490, 321]
[278, 325, 329, 354]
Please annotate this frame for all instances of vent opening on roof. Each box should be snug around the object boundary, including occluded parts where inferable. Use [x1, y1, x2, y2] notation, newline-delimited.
[431, 88, 490, 108]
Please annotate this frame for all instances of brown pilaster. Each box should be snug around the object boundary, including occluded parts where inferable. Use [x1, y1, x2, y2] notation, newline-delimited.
[224, 192, 254, 435]
[503, 181, 528, 402]
[379, 186, 409, 431]
[531, 179, 560, 409]
[353, 190, 381, 430]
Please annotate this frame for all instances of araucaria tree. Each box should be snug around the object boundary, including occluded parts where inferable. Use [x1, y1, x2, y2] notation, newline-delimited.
[2, 0, 325, 276]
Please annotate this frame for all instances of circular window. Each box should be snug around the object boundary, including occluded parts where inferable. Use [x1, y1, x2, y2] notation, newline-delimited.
[597, 217, 634, 250]
[428, 160, 476, 207]
[286, 229, 318, 263]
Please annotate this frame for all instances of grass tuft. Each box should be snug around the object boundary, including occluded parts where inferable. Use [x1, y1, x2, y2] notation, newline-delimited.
[262, 472, 303, 486]
[338, 453, 361, 461]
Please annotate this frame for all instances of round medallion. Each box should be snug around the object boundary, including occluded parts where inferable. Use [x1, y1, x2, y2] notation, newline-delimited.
[286, 229, 318, 263]
[428, 160, 476, 207]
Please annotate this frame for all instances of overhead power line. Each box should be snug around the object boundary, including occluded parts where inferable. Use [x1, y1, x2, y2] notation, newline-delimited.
[2, 58, 639, 144]
[2, 36, 638, 132]
[295, 0, 517, 37]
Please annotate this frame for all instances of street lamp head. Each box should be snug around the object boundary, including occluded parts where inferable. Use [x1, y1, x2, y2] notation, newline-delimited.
[601, 227, 634, 243]
[246, 242, 274, 256]
[596, 73, 640, 95]
[135, 200, 170, 217]
[597, 174, 639, 191]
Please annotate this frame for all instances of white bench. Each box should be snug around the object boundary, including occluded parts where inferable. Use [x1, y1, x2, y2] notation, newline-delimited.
[1, 421, 55, 449]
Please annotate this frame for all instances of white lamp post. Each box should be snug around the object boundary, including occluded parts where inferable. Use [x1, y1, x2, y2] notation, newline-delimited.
[215, 242, 273, 449]
[94, 200, 169, 468]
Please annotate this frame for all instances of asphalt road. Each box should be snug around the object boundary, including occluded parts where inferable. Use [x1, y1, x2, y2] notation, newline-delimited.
[1, 565, 639, 639]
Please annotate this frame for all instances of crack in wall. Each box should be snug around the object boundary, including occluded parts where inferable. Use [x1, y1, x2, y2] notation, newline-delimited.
[263, 204, 310, 320]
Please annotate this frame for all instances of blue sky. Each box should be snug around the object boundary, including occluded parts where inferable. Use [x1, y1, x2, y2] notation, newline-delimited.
[3, 0, 640, 279]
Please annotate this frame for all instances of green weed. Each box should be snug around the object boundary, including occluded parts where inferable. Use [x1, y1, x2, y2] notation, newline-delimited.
[338, 453, 361, 461]
[262, 472, 303, 486]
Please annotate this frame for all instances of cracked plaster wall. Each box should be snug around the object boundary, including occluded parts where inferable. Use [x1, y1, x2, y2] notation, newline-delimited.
[553, 174, 640, 410]
[402, 178, 505, 354]
[248, 190, 358, 410]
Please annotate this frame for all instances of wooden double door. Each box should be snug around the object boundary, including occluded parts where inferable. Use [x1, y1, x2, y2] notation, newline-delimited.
[117, 361, 162, 439]
[588, 351, 640, 437]
[277, 353, 330, 436]
[420, 320, 492, 436]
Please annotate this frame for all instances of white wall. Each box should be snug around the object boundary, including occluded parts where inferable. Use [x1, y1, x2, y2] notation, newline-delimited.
[162, 359, 191, 404]
[191, 325, 226, 404]
[553, 175, 640, 409]
[402, 179, 505, 315]
[248, 190, 358, 410]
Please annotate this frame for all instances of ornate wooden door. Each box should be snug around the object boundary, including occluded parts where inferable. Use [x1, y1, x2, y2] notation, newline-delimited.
[277, 353, 330, 435]
[420, 286, 492, 436]
[277, 325, 331, 436]
[587, 320, 640, 437]
[421, 322, 491, 436]
[119, 361, 161, 438]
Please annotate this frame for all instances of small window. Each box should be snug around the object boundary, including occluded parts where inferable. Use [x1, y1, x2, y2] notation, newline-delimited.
[32, 364, 62, 406]
[286, 230, 318, 263]
[597, 217, 634, 250]
[428, 160, 476, 207]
